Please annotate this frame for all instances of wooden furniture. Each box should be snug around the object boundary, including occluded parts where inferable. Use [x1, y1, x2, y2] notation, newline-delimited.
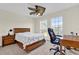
[14, 28, 30, 33]
[2, 35, 15, 46]
[16, 39, 45, 53]
[60, 37, 79, 54]
[14, 28, 46, 53]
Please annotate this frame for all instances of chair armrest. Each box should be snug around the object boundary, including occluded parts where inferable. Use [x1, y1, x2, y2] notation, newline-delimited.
[56, 35, 62, 37]
[56, 38, 61, 40]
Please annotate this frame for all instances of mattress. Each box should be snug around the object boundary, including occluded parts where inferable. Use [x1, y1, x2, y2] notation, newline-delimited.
[15, 32, 45, 49]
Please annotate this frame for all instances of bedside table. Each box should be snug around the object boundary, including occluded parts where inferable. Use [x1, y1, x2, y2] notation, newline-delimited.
[2, 35, 15, 46]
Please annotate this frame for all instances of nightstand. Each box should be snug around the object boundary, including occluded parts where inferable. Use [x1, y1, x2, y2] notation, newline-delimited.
[2, 35, 15, 46]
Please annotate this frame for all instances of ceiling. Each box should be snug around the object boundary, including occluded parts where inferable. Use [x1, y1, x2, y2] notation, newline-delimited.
[0, 3, 79, 18]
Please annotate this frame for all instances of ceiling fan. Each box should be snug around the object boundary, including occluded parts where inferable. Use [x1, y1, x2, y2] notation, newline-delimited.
[28, 5, 46, 16]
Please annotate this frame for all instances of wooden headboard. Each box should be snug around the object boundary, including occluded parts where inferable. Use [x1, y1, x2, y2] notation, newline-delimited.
[14, 28, 30, 33]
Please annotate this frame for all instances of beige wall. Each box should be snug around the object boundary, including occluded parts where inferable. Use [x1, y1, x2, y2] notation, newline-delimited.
[0, 10, 34, 46]
[34, 5, 79, 35]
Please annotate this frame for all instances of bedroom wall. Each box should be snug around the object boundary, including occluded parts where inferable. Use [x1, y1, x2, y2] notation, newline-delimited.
[0, 9, 34, 46]
[34, 5, 79, 35]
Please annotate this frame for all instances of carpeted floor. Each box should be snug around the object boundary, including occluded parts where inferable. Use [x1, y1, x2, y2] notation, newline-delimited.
[0, 40, 79, 55]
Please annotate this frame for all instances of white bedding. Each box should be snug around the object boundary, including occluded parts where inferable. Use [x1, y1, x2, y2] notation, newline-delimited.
[15, 32, 45, 49]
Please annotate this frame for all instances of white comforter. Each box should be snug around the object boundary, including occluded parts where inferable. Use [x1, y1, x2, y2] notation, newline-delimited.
[15, 32, 45, 49]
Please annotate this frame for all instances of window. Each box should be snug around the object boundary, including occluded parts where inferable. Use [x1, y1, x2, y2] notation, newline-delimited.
[51, 16, 63, 35]
[40, 20, 48, 36]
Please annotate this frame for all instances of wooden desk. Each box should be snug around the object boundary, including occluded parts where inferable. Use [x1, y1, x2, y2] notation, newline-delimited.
[60, 36, 79, 54]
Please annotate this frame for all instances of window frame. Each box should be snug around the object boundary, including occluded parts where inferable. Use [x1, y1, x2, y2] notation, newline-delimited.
[51, 16, 63, 35]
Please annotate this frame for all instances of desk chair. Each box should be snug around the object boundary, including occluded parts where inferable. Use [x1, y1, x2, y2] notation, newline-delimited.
[48, 28, 65, 55]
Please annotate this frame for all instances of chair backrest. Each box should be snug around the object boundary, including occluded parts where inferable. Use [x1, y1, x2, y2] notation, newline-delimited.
[48, 28, 56, 41]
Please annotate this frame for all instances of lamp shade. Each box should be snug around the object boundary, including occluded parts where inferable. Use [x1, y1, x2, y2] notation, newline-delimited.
[8, 29, 14, 35]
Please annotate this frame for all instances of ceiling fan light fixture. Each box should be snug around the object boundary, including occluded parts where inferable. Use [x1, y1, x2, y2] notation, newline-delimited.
[37, 13, 41, 16]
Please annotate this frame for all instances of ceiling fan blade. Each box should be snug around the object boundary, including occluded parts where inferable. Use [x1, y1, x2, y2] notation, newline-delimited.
[35, 5, 46, 10]
[28, 7, 36, 11]
[30, 12, 36, 15]
[35, 5, 38, 9]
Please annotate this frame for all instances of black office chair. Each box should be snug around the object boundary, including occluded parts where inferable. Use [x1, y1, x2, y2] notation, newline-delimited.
[48, 28, 65, 55]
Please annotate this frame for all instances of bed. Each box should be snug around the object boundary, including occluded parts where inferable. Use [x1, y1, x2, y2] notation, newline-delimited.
[14, 28, 46, 53]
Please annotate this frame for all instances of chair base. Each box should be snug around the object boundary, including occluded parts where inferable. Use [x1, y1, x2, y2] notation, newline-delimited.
[50, 46, 65, 55]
